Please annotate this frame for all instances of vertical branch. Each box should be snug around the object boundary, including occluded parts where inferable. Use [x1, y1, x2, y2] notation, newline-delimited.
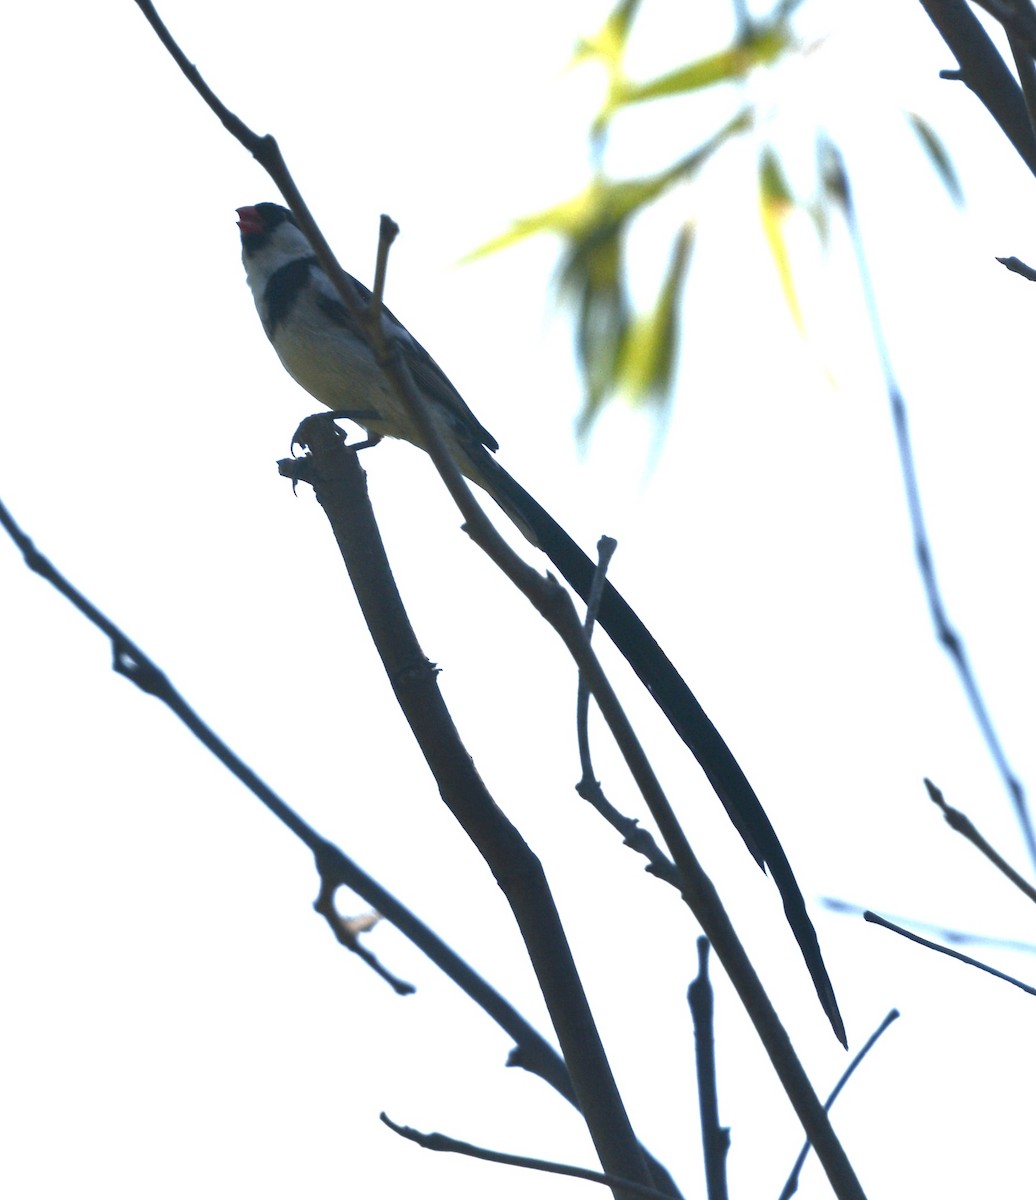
[687, 939, 729, 1200]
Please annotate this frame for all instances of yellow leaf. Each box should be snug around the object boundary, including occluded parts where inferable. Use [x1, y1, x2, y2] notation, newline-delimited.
[462, 185, 604, 262]
[615, 225, 694, 405]
[617, 25, 791, 108]
[758, 146, 804, 333]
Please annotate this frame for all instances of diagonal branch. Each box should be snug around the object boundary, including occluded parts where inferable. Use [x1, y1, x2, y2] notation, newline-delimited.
[916, 0, 1036, 176]
[4, 485, 687, 1194]
[283, 425, 664, 1200]
[0, 493, 576, 1107]
[777, 1010, 900, 1200]
[822, 140, 1036, 868]
[865, 911, 1036, 994]
[380, 1113, 677, 1200]
[925, 778, 1036, 904]
[290, 419, 863, 1200]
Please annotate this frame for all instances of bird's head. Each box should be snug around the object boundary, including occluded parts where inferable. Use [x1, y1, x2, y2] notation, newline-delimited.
[236, 202, 312, 279]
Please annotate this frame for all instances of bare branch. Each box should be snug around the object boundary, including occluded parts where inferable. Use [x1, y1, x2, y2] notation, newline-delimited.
[687, 939, 729, 1200]
[576, 535, 618, 786]
[0, 493, 589, 1113]
[290, 418, 864, 1198]
[822, 138, 1036, 868]
[573, 537, 682, 888]
[370, 214, 400, 324]
[312, 889, 414, 995]
[996, 253, 1036, 278]
[379, 1113, 678, 1200]
[824, 896, 1036, 953]
[865, 912, 1036, 996]
[925, 778, 1036, 904]
[971, 0, 1036, 55]
[1007, 27, 1036, 138]
[778, 1010, 900, 1200]
[917, 0, 1036, 176]
[0, 496, 323, 852]
[283, 422, 662, 1200]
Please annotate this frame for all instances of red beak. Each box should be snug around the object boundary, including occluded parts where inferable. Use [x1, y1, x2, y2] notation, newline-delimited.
[236, 206, 263, 236]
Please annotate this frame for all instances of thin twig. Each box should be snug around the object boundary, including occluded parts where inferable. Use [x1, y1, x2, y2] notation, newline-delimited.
[0, 493, 591, 1109]
[576, 534, 618, 780]
[310, 904, 413, 994]
[865, 911, 1036, 996]
[687, 939, 729, 1200]
[129, 5, 392, 364]
[822, 139, 1036, 869]
[823, 897, 1036, 954]
[573, 772, 682, 889]
[0, 496, 322, 851]
[996, 254, 1036, 280]
[379, 1113, 678, 1200]
[777, 1010, 899, 1200]
[370, 214, 399, 322]
[925, 778, 1036, 905]
[573, 537, 682, 888]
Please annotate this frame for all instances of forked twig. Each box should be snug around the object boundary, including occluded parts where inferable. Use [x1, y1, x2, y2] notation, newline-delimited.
[574, 536, 681, 888]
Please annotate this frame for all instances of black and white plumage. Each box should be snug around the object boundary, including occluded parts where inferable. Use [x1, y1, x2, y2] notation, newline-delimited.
[238, 201, 540, 540]
[239, 204, 496, 464]
[237, 202, 845, 1046]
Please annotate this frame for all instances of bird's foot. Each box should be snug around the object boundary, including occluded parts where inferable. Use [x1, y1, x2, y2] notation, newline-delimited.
[291, 410, 382, 455]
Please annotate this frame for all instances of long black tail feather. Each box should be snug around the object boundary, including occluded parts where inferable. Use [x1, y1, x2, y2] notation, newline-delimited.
[481, 456, 846, 1047]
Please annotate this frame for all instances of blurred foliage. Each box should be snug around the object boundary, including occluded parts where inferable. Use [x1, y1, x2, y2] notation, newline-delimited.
[906, 111, 964, 204]
[470, 0, 961, 432]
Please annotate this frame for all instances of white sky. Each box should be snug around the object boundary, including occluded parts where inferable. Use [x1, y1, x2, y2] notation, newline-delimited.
[2, 2, 1035, 1198]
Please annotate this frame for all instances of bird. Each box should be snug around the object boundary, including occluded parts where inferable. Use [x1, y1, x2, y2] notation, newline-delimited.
[237, 201, 845, 1046]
